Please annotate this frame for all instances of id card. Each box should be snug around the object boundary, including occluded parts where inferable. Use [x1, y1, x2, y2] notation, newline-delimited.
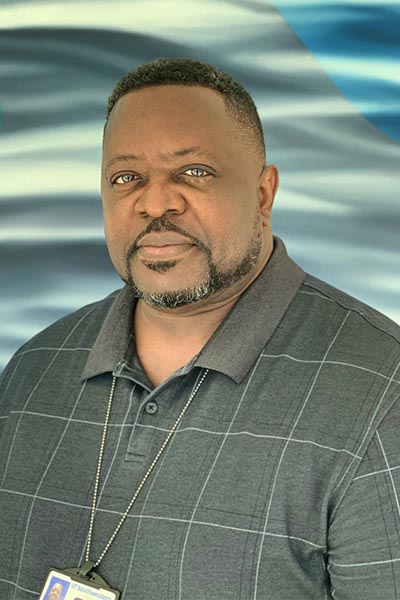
[39, 568, 119, 600]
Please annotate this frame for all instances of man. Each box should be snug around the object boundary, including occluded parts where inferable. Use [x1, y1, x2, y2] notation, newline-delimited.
[0, 59, 399, 600]
[45, 581, 63, 600]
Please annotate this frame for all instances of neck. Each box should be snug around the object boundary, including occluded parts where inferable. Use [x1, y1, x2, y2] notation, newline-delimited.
[132, 237, 274, 386]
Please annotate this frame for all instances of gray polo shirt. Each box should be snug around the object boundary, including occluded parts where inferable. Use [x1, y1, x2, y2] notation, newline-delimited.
[1, 237, 400, 600]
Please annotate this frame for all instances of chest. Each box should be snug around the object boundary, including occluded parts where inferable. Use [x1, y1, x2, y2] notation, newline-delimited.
[0, 365, 340, 598]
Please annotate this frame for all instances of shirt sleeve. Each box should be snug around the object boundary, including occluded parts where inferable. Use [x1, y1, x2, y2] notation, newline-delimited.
[0, 351, 24, 435]
[327, 396, 400, 599]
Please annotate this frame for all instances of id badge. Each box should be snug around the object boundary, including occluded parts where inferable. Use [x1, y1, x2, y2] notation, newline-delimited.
[39, 566, 120, 600]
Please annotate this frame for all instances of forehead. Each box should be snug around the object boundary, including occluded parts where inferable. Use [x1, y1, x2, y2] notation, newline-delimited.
[103, 85, 240, 163]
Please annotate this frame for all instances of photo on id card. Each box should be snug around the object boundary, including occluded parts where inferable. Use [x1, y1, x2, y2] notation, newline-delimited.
[39, 569, 119, 600]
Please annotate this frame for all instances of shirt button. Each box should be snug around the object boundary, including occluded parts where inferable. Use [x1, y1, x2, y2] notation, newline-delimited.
[145, 400, 158, 415]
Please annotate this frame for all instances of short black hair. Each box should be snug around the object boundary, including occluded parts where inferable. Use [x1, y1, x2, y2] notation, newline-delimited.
[104, 58, 266, 160]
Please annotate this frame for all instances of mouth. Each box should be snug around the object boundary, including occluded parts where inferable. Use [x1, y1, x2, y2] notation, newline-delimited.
[135, 232, 198, 259]
[137, 243, 195, 260]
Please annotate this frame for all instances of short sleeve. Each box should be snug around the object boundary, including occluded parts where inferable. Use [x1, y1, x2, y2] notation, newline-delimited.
[327, 397, 400, 599]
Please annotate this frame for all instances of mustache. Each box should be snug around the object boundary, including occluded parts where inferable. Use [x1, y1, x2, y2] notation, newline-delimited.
[127, 217, 208, 259]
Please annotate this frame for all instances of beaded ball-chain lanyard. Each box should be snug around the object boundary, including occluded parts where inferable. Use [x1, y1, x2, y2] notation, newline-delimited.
[84, 368, 210, 570]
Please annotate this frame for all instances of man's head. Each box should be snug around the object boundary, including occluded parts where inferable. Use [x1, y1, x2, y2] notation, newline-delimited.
[48, 582, 63, 600]
[104, 58, 266, 161]
[101, 58, 279, 310]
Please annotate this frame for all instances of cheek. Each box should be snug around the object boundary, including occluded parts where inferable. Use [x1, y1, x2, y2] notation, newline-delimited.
[210, 204, 257, 250]
[103, 199, 132, 245]
[103, 214, 131, 271]
[103, 216, 120, 250]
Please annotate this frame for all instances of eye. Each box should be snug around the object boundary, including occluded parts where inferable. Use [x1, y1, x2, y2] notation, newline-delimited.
[183, 167, 210, 178]
[112, 172, 142, 185]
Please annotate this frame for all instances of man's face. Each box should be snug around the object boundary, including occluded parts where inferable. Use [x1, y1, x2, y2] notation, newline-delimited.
[48, 583, 63, 600]
[101, 85, 277, 309]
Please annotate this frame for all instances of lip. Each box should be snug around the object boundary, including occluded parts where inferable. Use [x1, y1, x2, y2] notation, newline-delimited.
[137, 243, 195, 259]
[137, 233, 194, 248]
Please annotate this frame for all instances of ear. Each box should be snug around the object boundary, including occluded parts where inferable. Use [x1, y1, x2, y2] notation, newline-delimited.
[257, 165, 279, 223]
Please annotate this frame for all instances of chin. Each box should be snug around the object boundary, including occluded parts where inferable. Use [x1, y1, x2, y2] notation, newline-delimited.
[135, 260, 207, 288]
[127, 271, 213, 309]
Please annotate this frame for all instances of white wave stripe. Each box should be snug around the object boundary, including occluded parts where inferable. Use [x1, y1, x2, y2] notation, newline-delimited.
[2, 88, 103, 112]
[275, 0, 400, 5]
[320, 57, 400, 86]
[0, 124, 102, 157]
[0, 226, 102, 242]
[281, 171, 400, 209]
[274, 190, 353, 215]
[259, 98, 361, 118]
[0, 0, 281, 33]
[0, 163, 100, 197]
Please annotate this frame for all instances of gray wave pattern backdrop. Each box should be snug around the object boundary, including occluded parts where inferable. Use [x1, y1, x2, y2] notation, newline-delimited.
[1, 0, 399, 368]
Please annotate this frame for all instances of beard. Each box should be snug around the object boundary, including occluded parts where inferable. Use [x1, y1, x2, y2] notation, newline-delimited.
[123, 216, 262, 309]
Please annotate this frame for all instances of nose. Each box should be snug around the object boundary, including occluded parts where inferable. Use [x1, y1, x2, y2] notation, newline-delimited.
[134, 181, 186, 218]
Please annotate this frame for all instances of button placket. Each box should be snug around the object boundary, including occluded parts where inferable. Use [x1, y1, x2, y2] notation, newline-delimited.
[125, 388, 158, 462]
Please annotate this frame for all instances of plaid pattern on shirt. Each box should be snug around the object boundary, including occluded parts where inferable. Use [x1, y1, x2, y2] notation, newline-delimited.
[1, 237, 400, 599]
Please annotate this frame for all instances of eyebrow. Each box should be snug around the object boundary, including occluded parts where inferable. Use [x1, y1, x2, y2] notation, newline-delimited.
[105, 146, 222, 170]
[161, 146, 219, 162]
[105, 154, 145, 169]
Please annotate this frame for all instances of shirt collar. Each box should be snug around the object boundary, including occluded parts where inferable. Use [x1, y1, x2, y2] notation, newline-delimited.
[81, 236, 305, 383]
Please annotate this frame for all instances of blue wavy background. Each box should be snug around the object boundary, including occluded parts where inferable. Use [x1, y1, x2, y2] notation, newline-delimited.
[1, 0, 399, 369]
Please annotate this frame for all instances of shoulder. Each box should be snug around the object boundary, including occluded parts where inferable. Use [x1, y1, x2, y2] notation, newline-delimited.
[284, 274, 400, 500]
[1, 289, 122, 369]
[290, 272, 400, 451]
[299, 273, 400, 348]
[276, 271, 400, 444]
[0, 289, 123, 421]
